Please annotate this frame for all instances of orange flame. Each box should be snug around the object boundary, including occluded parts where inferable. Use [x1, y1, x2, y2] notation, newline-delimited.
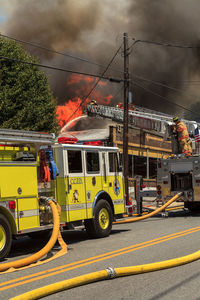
[56, 98, 83, 128]
[56, 74, 113, 128]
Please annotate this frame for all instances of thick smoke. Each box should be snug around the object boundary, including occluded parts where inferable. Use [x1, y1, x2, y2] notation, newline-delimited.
[2, 0, 200, 116]
[5, 0, 100, 57]
[126, 0, 200, 115]
[3, 0, 104, 104]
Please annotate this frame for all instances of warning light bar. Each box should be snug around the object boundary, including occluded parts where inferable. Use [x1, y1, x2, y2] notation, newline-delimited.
[58, 137, 78, 144]
[83, 141, 103, 146]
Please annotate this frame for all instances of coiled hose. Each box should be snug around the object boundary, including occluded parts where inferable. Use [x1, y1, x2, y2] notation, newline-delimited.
[0, 199, 60, 272]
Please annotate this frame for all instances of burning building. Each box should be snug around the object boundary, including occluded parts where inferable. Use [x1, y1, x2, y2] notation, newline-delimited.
[59, 102, 176, 182]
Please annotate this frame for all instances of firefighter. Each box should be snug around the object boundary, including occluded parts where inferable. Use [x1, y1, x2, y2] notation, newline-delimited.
[116, 102, 123, 109]
[173, 117, 192, 156]
[90, 99, 98, 106]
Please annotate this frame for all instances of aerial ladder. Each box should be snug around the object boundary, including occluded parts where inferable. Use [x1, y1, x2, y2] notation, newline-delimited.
[86, 103, 199, 138]
[87, 103, 200, 214]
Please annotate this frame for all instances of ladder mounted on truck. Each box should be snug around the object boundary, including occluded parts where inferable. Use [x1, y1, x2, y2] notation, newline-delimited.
[87, 104, 199, 137]
[0, 129, 55, 145]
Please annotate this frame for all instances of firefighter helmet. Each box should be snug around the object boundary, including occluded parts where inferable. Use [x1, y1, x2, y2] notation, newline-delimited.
[173, 117, 179, 123]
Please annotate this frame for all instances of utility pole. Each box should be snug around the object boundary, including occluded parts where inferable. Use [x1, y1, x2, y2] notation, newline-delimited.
[123, 32, 129, 207]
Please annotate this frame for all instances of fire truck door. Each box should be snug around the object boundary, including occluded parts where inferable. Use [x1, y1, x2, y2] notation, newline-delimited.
[84, 150, 103, 219]
[66, 149, 87, 222]
[108, 152, 124, 214]
[101, 152, 109, 191]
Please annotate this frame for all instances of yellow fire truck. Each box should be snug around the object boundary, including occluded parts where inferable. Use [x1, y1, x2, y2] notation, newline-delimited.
[0, 130, 125, 260]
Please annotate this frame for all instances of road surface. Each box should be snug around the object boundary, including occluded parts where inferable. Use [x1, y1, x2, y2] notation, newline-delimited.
[1, 208, 200, 299]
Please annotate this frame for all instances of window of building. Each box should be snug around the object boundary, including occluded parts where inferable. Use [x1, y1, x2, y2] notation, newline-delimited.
[68, 150, 82, 173]
[86, 151, 100, 173]
[109, 152, 120, 173]
[149, 158, 157, 178]
[134, 156, 146, 178]
[128, 155, 134, 178]
[120, 154, 157, 179]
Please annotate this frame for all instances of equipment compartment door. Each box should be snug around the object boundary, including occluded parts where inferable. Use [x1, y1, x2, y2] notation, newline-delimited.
[66, 149, 87, 221]
[17, 197, 40, 231]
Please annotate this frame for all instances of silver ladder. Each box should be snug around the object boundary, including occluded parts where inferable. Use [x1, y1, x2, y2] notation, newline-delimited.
[87, 104, 199, 136]
[0, 129, 55, 145]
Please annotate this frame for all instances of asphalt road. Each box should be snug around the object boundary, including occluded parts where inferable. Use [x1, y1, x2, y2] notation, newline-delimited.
[1, 208, 200, 300]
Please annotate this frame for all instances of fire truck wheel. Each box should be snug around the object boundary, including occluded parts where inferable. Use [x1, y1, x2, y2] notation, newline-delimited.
[0, 214, 12, 260]
[85, 200, 113, 238]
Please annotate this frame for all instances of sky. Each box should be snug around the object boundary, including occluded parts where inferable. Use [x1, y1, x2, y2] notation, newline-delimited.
[1, 0, 200, 117]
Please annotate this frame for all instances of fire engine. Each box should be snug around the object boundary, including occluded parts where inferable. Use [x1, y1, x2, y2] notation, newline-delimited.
[156, 120, 200, 211]
[157, 155, 200, 211]
[0, 129, 125, 260]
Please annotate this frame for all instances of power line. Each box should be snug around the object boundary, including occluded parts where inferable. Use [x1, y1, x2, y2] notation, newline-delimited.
[0, 55, 123, 82]
[151, 80, 200, 84]
[131, 38, 200, 49]
[132, 81, 200, 118]
[131, 74, 200, 100]
[64, 44, 123, 124]
[0, 33, 125, 75]
[112, 84, 124, 100]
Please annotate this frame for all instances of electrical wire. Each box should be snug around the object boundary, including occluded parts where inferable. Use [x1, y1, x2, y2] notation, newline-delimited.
[3, 33, 200, 120]
[131, 38, 200, 49]
[112, 84, 124, 100]
[132, 81, 200, 118]
[64, 44, 123, 124]
[150, 80, 200, 84]
[131, 74, 200, 100]
[0, 33, 125, 75]
[0, 55, 122, 82]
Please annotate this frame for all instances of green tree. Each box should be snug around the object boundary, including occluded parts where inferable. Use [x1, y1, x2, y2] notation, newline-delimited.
[0, 36, 58, 133]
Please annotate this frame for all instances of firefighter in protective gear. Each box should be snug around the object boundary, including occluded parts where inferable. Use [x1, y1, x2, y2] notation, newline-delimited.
[173, 117, 192, 156]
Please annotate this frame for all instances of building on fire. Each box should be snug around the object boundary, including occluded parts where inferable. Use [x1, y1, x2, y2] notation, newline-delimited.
[59, 104, 198, 183]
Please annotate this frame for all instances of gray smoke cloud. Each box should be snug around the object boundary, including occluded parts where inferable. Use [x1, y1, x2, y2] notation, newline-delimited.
[2, 0, 200, 116]
[126, 0, 200, 115]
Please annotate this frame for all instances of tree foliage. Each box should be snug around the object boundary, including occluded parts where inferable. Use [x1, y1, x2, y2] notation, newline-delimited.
[0, 36, 58, 133]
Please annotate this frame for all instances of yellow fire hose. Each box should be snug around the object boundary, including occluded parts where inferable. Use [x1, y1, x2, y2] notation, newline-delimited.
[11, 235, 200, 300]
[114, 192, 183, 224]
[11, 192, 200, 300]
[0, 200, 60, 272]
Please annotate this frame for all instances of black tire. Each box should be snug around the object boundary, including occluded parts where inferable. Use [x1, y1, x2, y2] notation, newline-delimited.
[85, 200, 113, 238]
[0, 214, 12, 260]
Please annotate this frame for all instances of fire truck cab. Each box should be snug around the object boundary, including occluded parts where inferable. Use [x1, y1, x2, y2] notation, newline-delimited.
[54, 142, 125, 237]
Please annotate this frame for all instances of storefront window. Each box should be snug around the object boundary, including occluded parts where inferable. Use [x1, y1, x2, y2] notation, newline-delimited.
[134, 156, 146, 177]
[149, 158, 157, 178]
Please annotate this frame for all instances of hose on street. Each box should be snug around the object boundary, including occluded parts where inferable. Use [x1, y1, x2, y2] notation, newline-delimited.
[114, 192, 183, 224]
[0, 199, 60, 272]
[11, 240, 200, 300]
[11, 192, 200, 300]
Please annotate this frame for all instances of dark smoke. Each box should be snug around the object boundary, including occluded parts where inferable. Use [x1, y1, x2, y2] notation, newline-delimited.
[127, 0, 200, 115]
[6, 0, 100, 58]
[4, 0, 104, 104]
[3, 0, 200, 116]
